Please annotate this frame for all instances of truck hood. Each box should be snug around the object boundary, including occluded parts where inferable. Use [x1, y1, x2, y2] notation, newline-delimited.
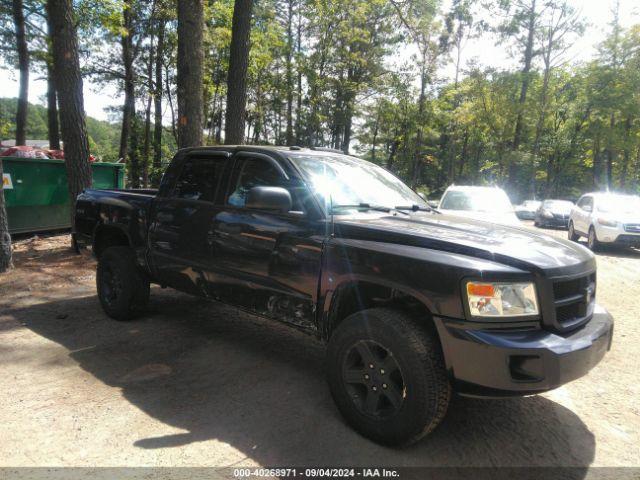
[334, 212, 595, 275]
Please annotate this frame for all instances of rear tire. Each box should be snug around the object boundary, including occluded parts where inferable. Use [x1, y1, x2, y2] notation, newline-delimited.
[568, 222, 579, 242]
[96, 246, 150, 321]
[587, 227, 601, 252]
[326, 308, 450, 446]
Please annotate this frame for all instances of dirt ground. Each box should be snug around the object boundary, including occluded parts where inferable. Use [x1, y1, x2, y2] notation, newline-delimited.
[0, 226, 638, 469]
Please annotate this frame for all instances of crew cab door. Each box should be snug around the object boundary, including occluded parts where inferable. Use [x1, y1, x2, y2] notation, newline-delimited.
[574, 195, 593, 234]
[209, 151, 325, 332]
[148, 151, 230, 293]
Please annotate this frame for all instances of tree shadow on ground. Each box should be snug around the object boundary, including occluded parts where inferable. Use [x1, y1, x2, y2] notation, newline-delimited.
[2, 290, 595, 472]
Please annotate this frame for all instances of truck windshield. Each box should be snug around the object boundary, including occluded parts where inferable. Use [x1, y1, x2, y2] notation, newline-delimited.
[288, 153, 426, 211]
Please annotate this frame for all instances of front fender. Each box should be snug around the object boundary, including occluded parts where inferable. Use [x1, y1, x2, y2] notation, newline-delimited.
[318, 238, 528, 331]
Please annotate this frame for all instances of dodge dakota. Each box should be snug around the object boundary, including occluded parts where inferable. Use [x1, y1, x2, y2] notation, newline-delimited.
[74, 146, 613, 446]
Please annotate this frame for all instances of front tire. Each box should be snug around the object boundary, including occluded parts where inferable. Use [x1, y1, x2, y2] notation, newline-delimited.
[568, 222, 579, 242]
[587, 227, 601, 252]
[96, 246, 150, 321]
[326, 308, 450, 446]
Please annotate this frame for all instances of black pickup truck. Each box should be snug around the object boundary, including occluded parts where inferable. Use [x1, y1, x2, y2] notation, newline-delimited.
[75, 146, 613, 446]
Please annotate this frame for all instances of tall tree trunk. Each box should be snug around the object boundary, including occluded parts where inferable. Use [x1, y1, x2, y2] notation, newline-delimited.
[128, 116, 140, 188]
[152, 19, 164, 187]
[143, 95, 152, 187]
[512, 0, 537, 151]
[295, 6, 303, 144]
[371, 111, 380, 163]
[0, 160, 12, 272]
[593, 134, 602, 189]
[605, 113, 615, 190]
[46, 12, 61, 150]
[458, 130, 468, 177]
[177, 0, 204, 148]
[341, 93, 354, 154]
[284, 0, 294, 145]
[412, 63, 427, 189]
[165, 62, 178, 144]
[142, 24, 155, 188]
[46, 0, 92, 231]
[530, 61, 551, 198]
[472, 142, 482, 185]
[620, 116, 631, 189]
[387, 139, 399, 171]
[12, 0, 29, 146]
[225, 0, 254, 145]
[46, 61, 61, 150]
[632, 146, 640, 192]
[119, 1, 136, 161]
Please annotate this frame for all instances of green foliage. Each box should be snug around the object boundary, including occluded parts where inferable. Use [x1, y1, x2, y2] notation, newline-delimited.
[0, 97, 117, 159]
[2, 0, 639, 201]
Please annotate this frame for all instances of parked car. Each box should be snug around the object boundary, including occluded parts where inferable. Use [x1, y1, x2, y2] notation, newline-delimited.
[534, 200, 574, 228]
[515, 200, 541, 220]
[569, 192, 640, 250]
[438, 185, 520, 226]
[75, 146, 613, 446]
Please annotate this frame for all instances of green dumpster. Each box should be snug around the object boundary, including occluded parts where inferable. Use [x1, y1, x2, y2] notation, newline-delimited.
[1, 157, 125, 235]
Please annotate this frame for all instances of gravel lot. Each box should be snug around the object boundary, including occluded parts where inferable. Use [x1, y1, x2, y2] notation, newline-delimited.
[0, 227, 638, 469]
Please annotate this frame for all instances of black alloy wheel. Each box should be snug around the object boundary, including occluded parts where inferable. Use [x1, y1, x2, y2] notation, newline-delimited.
[342, 340, 405, 418]
[100, 263, 123, 308]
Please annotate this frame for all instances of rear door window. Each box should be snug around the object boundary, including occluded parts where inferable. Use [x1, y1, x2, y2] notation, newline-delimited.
[173, 157, 226, 202]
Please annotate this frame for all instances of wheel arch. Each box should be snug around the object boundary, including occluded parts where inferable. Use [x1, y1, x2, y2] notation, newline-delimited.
[321, 278, 439, 341]
[93, 224, 132, 258]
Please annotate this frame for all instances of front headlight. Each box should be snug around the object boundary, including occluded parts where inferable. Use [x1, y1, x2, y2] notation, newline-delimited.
[597, 217, 617, 227]
[466, 281, 539, 318]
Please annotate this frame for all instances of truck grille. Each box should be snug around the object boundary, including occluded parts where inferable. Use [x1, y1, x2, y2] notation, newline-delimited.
[552, 272, 596, 329]
[624, 223, 640, 233]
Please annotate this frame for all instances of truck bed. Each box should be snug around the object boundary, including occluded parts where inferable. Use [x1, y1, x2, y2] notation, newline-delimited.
[90, 188, 158, 196]
[74, 188, 158, 252]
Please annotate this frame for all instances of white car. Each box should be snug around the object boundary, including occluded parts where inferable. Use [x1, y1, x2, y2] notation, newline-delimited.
[438, 185, 521, 226]
[515, 200, 541, 220]
[568, 192, 640, 250]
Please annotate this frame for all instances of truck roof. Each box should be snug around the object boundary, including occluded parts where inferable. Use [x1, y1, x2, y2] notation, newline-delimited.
[178, 145, 347, 156]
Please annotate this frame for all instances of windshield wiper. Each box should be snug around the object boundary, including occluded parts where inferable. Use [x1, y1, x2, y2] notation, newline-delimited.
[395, 204, 442, 214]
[331, 203, 409, 216]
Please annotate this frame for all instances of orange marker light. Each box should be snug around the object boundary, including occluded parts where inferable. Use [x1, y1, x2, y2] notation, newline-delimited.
[467, 283, 495, 297]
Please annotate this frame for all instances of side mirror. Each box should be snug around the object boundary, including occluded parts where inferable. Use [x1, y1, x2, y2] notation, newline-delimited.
[246, 186, 292, 213]
[583, 205, 592, 213]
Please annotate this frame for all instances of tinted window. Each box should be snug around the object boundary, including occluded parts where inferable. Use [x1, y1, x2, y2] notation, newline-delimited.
[228, 157, 288, 207]
[577, 196, 593, 210]
[173, 157, 225, 202]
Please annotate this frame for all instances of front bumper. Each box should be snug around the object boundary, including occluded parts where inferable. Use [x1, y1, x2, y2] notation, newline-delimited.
[539, 215, 569, 227]
[434, 305, 613, 397]
[614, 234, 640, 246]
[595, 224, 640, 245]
